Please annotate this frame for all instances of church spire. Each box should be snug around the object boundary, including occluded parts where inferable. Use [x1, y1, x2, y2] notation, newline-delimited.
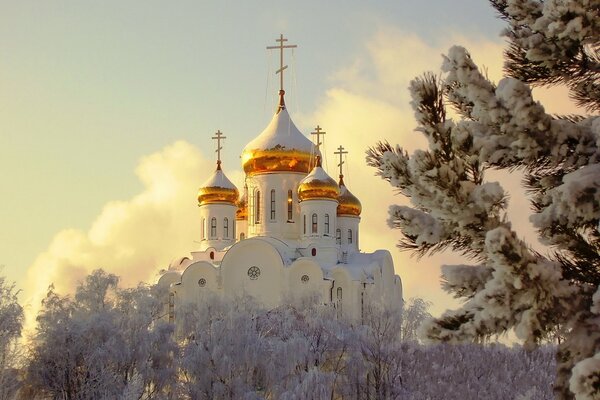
[211, 129, 226, 170]
[267, 34, 297, 113]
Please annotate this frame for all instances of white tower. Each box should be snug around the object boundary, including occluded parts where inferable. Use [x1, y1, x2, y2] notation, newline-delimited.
[334, 146, 362, 255]
[240, 36, 319, 241]
[197, 130, 239, 251]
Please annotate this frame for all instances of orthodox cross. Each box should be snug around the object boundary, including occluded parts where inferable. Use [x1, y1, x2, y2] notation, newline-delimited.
[212, 130, 226, 165]
[334, 145, 348, 177]
[311, 125, 326, 150]
[266, 34, 297, 92]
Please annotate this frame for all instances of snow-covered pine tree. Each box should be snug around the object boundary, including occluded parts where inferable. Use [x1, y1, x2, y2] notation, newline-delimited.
[366, 1, 599, 398]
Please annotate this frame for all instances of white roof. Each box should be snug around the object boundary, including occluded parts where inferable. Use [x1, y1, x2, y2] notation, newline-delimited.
[201, 167, 237, 190]
[243, 108, 317, 154]
[300, 165, 335, 184]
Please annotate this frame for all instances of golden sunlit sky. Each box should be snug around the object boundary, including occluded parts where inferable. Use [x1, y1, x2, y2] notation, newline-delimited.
[0, 1, 584, 323]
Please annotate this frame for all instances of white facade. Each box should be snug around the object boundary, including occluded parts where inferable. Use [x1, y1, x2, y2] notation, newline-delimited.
[158, 92, 403, 323]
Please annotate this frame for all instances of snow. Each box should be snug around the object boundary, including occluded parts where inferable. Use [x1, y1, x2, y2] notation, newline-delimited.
[243, 107, 318, 154]
[300, 165, 336, 184]
[200, 167, 238, 190]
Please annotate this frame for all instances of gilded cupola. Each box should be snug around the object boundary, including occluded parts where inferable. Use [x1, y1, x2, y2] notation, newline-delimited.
[337, 175, 361, 216]
[241, 90, 320, 175]
[197, 162, 239, 206]
[298, 156, 340, 201]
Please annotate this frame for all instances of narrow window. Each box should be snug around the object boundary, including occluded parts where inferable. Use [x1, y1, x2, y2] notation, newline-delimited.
[201, 218, 205, 240]
[223, 218, 229, 238]
[324, 214, 330, 235]
[211, 217, 217, 238]
[348, 229, 353, 244]
[233, 220, 236, 239]
[255, 190, 261, 224]
[287, 190, 293, 220]
[311, 248, 317, 256]
[303, 215, 306, 234]
[168, 293, 175, 323]
[270, 189, 276, 220]
[240, 232, 245, 240]
[312, 213, 318, 234]
[336, 228, 341, 245]
[337, 287, 343, 300]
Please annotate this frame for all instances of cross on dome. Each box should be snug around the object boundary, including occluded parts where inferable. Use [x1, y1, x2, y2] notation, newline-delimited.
[211, 129, 226, 168]
[311, 125, 326, 150]
[334, 145, 348, 177]
[266, 34, 297, 93]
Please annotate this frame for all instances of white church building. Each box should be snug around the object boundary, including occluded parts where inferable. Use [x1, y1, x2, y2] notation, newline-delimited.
[158, 36, 402, 323]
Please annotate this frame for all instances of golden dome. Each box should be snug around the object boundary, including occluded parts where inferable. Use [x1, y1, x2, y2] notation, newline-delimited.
[337, 176, 362, 216]
[241, 91, 319, 175]
[298, 157, 340, 202]
[236, 186, 248, 220]
[197, 163, 239, 206]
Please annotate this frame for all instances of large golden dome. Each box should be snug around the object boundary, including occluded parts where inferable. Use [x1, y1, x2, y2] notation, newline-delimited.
[337, 176, 361, 216]
[197, 163, 239, 206]
[298, 157, 340, 201]
[241, 91, 319, 175]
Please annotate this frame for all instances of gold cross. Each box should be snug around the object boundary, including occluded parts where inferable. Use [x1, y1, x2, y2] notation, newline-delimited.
[266, 34, 297, 92]
[311, 125, 326, 150]
[334, 145, 348, 177]
[211, 130, 226, 164]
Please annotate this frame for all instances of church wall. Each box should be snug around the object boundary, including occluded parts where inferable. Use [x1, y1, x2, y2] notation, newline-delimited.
[245, 172, 306, 240]
[299, 199, 338, 245]
[220, 238, 285, 309]
[287, 258, 326, 303]
[178, 261, 221, 305]
[336, 215, 360, 254]
[199, 203, 237, 251]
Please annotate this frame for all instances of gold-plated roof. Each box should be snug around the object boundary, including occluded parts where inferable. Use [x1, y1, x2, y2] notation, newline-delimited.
[298, 157, 340, 201]
[337, 175, 361, 216]
[197, 163, 239, 206]
[241, 91, 319, 175]
[236, 186, 248, 220]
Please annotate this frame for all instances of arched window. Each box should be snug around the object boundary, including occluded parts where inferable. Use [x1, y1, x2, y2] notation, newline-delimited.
[303, 215, 306, 234]
[287, 190, 293, 221]
[210, 217, 217, 238]
[270, 189, 276, 220]
[240, 232, 245, 240]
[201, 218, 205, 240]
[312, 213, 318, 234]
[223, 218, 229, 238]
[336, 228, 341, 245]
[255, 190, 261, 224]
[348, 229, 353, 244]
[324, 214, 330, 235]
[337, 287, 343, 300]
[233, 220, 236, 239]
[311, 248, 317, 256]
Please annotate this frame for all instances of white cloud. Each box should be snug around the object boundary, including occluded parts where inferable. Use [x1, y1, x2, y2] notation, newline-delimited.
[23, 141, 216, 332]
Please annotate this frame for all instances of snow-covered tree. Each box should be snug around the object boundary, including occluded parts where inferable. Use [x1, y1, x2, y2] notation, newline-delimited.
[25, 270, 177, 399]
[401, 298, 432, 342]
[367, 1, 599, 398]
[0, 272, 23, 400]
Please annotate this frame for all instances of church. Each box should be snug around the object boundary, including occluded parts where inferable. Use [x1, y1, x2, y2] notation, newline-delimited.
[158, 36, 403, 322]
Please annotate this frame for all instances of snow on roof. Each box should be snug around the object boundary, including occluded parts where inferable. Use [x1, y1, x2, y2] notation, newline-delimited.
[301, 165, 335, 183]
[243, 108, 316, 154]
[201, 167, 237, 190]
[320, 251, 386, 281]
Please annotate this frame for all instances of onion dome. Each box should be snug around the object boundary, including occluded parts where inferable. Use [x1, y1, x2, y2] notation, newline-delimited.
[236, 185, 248, 220]
[298, 156, 340, 201]
[197, 162, 239, 206]
[241, 90, 320, 175]
[337, 175, 362, 216]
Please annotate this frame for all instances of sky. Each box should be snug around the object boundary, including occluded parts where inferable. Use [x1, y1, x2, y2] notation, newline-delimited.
[0, 1, 584, 326]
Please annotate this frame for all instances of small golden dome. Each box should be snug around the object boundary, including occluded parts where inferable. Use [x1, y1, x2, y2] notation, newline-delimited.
[236, 186, 248, 220]
[241, 90, 319, 175]
[298, 157, 340, 202]
[337, 176, 361, 216]
[197, 163, 239, 206]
